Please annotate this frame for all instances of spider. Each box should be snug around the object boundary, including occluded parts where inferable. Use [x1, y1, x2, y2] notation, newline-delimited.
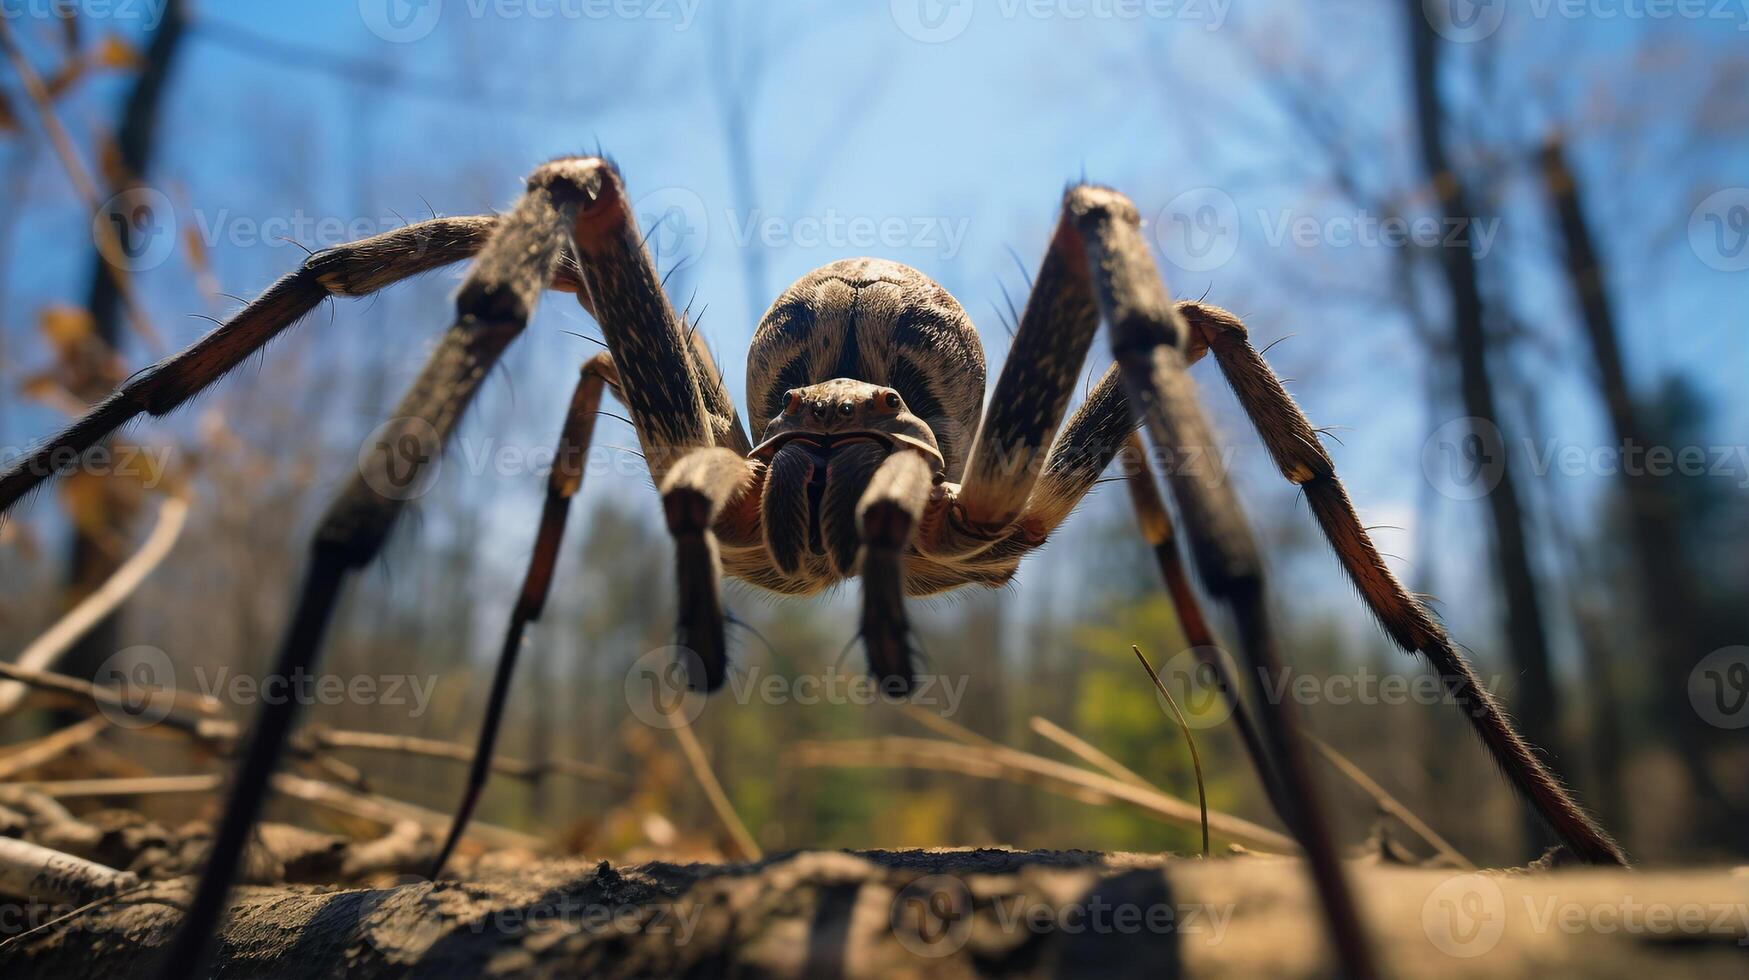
[0, 157, 1623, 977]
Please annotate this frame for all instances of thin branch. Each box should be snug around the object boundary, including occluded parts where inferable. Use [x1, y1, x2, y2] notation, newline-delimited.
[305, 728, 627, 787]
[1303, 732, 1473, 870]
[788, 736, 1293, 853]
[0, 714, 108, 780]
[898, 702, 998, 749]
[0, 660, 227, 742]
[14, 774, 545, 852]
[0, 495, 191, 718]
[666, 708, 761, 861]
[1028, 715, 1155, 792]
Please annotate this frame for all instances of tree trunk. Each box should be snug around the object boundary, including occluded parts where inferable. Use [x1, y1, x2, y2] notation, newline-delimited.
[60, 0, 188, 694]
[1536, 136, 1738, 845]
[1403, 2, 1568, 855]
[5, 850, 1743, 978]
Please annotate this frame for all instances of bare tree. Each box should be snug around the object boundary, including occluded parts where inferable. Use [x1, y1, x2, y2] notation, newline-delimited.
[60, 0, 188, 698]
[1404, 1, 1567, 852]
[1538, 135, 1740, 845]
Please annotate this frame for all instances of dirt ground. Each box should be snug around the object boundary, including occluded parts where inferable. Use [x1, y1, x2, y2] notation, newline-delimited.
[4, 837, 1746, 978]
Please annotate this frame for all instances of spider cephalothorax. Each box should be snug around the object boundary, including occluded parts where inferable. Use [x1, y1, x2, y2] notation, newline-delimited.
[0, 155, 1626, 979]
[746, 258, 985, 478]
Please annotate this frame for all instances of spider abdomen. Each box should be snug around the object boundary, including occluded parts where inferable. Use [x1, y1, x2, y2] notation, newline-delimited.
[746, 258, 986, 481]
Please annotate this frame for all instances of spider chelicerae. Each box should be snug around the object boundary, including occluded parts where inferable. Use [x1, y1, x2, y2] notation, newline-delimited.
[0, 156, 1624, 977]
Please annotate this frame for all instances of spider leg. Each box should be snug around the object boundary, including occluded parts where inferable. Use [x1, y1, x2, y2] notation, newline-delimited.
[951, 212, 1102, 537]
[561, 159, 717, 478]
[1015, 363, 1130, 536]
[687, 324, 753, 455]
[0, 215, 578, 517]
[428, 352, 617, 879]
[1177, 300, 1627, 867]
[556, 159, 757, 685]
[660, 447, 756, 691]
[913, 363, 1128, 580]
[1063, 185, 1378, 980]
[854, 449, 934, 691]
[158, 164, 583, 980]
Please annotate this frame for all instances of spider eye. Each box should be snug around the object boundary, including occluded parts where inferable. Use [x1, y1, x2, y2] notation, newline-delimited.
[884, 391, 901, 410]
[783, 390, 802, 415]
[838, 401, 854, 417]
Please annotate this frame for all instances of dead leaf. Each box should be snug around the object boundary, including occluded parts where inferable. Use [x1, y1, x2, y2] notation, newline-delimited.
[38, 304, 95, 355]
[95, 34, 143, 72]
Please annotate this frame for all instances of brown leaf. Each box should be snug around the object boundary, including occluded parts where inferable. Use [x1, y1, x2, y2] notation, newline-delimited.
[95, 34, 144, 72]
[17, 372, 70, 406]
[37, 305, 95, 358]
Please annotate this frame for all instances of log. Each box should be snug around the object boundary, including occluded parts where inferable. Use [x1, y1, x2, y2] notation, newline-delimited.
[1, 850, 1743, 978]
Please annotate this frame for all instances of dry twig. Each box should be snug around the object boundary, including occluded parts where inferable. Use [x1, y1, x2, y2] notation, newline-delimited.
[1029, 715, 1155, 792]
[0, 715, 108, 780]
[1304, 731, 1472, 869]
[666, 708, 761, 860]
[788, 735, 1292, 853]
[0, 496, 192, 718]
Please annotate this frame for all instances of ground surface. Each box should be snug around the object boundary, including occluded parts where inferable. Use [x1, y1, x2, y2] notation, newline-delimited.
[4, 846, 1746, 978]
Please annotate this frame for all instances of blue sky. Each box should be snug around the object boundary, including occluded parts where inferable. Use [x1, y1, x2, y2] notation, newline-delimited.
[3, 0, 1744, 664]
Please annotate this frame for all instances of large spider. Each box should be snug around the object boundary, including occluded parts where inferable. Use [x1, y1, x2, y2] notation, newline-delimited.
[0, 157, 1623, 977]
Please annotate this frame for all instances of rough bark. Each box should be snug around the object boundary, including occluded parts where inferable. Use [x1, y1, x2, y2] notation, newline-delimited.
[4, 848, 1745, 978]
